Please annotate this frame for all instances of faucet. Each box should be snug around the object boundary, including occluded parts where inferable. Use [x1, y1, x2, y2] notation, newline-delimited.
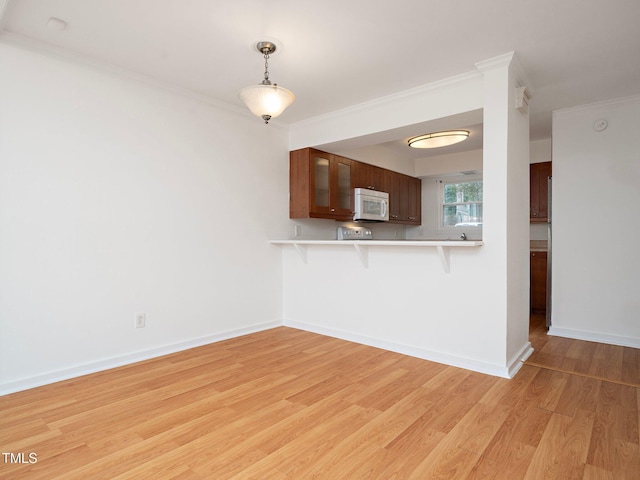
[460, 232, 467, 241]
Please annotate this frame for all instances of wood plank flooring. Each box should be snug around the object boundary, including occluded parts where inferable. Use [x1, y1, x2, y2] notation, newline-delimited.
[527, 315, 640, 387]
[1, 322, 639, 479]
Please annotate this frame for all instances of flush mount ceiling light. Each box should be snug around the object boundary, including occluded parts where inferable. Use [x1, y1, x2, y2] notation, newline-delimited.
[238, 41, 295, 124]
[408, 130, 470, 148]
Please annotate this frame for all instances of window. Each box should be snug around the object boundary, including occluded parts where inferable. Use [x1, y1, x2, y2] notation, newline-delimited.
[441, 179, 483, 227]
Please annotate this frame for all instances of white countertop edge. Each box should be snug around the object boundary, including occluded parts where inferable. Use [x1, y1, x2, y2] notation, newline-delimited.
[270, 240, 483, 247]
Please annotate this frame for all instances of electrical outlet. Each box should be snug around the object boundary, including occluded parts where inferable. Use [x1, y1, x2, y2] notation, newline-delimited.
[135, 313, 146, 329]
[294, 225, 302, 237]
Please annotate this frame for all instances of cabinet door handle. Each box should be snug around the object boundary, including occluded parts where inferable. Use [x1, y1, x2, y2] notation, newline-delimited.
[331, 208, 335, 212]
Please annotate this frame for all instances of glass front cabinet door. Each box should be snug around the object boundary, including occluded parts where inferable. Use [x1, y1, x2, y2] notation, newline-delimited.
[307, 150, 353, 220]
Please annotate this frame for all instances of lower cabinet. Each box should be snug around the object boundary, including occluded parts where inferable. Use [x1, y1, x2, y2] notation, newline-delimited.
[530, 251, 547, 315]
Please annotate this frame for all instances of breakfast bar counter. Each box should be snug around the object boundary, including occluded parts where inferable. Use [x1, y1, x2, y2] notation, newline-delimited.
[270, 239, 483, 272]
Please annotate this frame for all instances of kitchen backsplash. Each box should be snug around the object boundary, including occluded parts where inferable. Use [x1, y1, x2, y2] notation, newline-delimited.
[289, 218, 407, 240]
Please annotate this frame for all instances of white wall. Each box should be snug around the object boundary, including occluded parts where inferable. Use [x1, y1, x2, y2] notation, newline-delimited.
[551, 95, 640, 347]
[282, 244, 506, 375]
[414, 149, 483, 178]
[0, 41, 290, 393]
[530, 138, 551, 165]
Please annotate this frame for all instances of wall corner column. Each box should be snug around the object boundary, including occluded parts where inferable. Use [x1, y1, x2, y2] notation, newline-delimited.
[476, 52, 532, 372]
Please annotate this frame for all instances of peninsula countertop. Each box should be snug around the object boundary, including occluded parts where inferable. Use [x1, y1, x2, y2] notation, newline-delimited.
[270, 239, 483, 272]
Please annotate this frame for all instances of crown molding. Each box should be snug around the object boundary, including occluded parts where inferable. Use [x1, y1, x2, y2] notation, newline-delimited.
[474, 51, 515, 72]
[552, 93, 640, 118]
[475, 51, 533, 96]
[290, 68, 483, 130]
[0, 31, 291, 128]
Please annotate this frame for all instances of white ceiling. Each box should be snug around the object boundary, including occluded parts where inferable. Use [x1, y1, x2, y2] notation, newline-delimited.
[2, 0, 639, 159]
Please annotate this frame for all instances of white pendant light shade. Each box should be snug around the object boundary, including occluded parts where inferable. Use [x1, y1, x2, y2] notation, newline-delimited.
[238, 83, 295, 122]
[408, 130, 470, 148]
[239, 41, 295, 124]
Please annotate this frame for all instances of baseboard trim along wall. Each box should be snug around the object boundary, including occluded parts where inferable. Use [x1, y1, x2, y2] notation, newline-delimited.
[2, 317, 540, 396]
[0, 320, 281, 396]
[508, 342, 534, 378]
[548, 326, 640, 349]
[284, 319, 525, 379]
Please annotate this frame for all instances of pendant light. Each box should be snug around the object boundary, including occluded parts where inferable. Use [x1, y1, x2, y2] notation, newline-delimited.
[238, 41, 295, 124]
[408, 130, 470, 148]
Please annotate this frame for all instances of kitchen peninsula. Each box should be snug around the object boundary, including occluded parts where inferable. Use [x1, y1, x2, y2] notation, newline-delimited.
[279, 53, 532, 386]
[280, 146, 497, 376]
[276, 233, 519, 380]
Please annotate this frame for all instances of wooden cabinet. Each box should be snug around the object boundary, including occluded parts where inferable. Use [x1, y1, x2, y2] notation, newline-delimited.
[290, 148, 354, 221]
[530, 161, 552, 222]
[530, 250, 547, 314]
[385, 172, 421, 224]
[354, 163, 385, 191]
[404, 175, 422, 225]
[383, 170, 402, 222]
[291, 148, 421, 224]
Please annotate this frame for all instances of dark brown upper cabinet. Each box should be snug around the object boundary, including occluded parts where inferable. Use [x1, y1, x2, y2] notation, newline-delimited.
[290, 148, 355, 221]
[291, 148, 421, 225]
[530, 161, 552, 223]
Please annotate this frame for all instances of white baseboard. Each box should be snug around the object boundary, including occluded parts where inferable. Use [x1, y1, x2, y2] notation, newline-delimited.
[284, 319, 516, 379]
[2, 317, 540, 396]
[0, 320, 281, 396]
[507, 342, 534, 378]
[548, 326, 640, 349]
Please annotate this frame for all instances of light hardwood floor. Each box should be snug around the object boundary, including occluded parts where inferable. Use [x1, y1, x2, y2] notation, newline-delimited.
[1, 321, 639, 479]
[527, 315, 640, 387]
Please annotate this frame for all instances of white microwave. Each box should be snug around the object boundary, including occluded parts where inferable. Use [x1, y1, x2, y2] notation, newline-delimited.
[354, 188, 389, 222]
